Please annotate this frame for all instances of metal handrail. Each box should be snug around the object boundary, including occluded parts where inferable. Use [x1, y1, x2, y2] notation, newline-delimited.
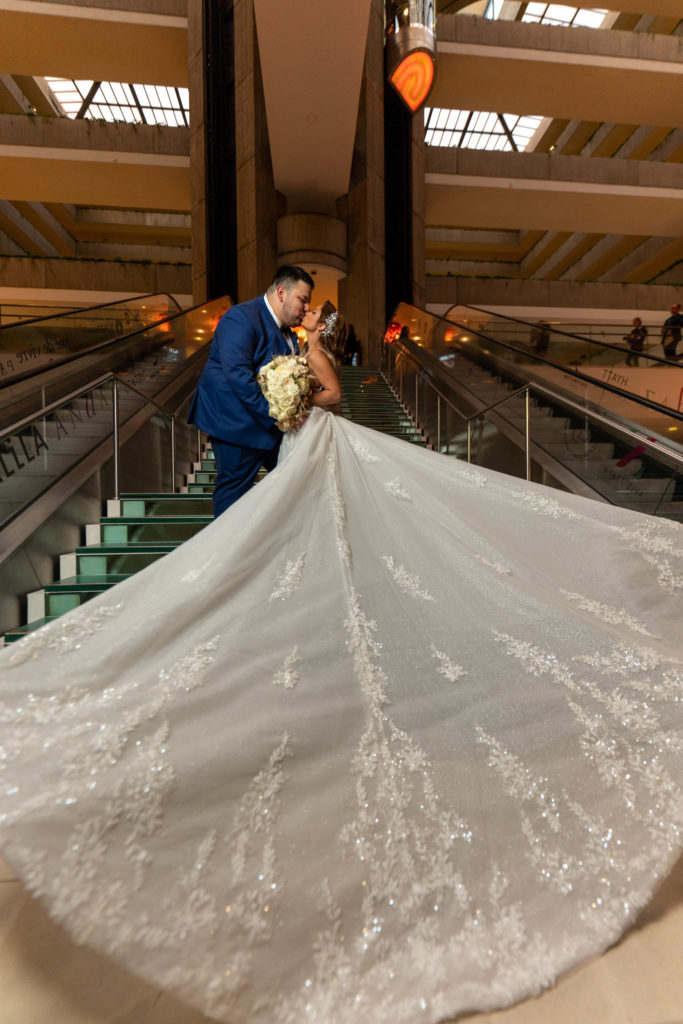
[1, 368, 200, 514]
[0, 373, 113, 439]
[0, 301, 197, 392]
[0, 291, 179, 333]
[464, 303, 683, 368]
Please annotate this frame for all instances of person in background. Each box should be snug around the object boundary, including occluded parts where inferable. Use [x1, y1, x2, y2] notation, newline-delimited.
[623, 316, 648, 367]
[660, 302, 683, 360]
[342, 324, 362, 366]
[530, 321, 550, 357]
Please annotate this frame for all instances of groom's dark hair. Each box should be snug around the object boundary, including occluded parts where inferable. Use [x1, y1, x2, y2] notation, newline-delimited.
[269, 265, 314, 292]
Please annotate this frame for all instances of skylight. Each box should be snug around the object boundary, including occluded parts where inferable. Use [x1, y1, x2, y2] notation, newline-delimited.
[44, 78, 189, 127]
[484, 1, 608, 28]
[424, 109, 543, 152]
[521, 4, 608, 28]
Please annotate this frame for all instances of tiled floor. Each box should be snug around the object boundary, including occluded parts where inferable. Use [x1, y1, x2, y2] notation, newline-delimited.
[0, 854, 681, 1024]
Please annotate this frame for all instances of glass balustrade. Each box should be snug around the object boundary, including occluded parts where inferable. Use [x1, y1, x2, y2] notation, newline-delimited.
[383, 303, 683, 521]
[0, 296, 229, 530]
[0, 293, 181, 382]
[0, 296, 230, 431]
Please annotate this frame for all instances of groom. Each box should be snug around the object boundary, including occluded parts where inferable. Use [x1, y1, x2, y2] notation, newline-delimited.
[188, 265, 314, 516]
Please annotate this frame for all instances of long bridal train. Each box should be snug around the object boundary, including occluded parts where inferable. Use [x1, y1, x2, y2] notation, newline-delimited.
[1, 407, 682, 1024]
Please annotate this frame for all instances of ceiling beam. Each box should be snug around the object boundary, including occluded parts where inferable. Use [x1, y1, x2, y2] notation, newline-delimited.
[0, 2, 187, 86]
[433, 17, 683, 129]
[425, 150, 683, 237]
[426, 275, 683, 315]
[0, 144, 190, 209]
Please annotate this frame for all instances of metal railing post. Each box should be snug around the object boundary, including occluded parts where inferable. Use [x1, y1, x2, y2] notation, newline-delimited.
[197, 428, 202, 463]
[525, 387, 531, 481]
[467, 420, 472, 463]
[437, 396, 441, 453]
[171, 415, 177, 494]
[112, 377, 120, 500]
[415, 373, 419, 422]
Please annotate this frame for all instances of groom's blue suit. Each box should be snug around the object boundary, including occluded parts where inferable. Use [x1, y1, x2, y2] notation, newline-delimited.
[188, 295, 299, 515]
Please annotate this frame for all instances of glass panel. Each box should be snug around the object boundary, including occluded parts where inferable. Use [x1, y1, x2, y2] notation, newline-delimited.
[0, 296, 229, 527]
[438, 307, 683, 426]
[383, 303, 683, 522]
[0, 293, 181, 385]
[0, 378, 140, 529]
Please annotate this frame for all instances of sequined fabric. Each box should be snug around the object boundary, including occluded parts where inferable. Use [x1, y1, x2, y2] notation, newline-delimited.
[1, 407, 681, 1024]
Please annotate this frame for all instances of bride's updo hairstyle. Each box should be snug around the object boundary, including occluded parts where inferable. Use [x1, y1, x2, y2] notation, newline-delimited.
[319, 301, 347, 363]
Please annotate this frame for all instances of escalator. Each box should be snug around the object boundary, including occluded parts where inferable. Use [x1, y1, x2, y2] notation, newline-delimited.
[0, 292, 229, 429]
[384, 303, 683, 521]
[0, 293, 230, 635]
[0, 293, 229, 527]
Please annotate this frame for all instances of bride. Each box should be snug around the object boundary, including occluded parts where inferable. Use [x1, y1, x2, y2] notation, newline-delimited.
[0, 302, 682, 1024]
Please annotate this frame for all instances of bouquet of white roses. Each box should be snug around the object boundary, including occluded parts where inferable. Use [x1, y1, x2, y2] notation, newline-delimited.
[257, 353, 313, 431]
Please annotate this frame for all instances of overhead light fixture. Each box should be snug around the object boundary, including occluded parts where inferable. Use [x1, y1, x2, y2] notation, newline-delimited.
[385, 1, 436, 113]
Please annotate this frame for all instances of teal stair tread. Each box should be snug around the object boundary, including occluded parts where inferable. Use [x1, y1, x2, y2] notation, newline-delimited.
[45, 575, 130, 591]
[4, 616, 58, 641]
[100, 515, 213, 524]
[119, 492, 213, 499]
[77, 543, 178, 554]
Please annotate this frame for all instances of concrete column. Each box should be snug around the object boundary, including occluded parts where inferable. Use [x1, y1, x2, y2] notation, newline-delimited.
[338, 0, 385, 366]
[190, 0, 277, 306]
[188, 1, 207, 303]
[411, 108, 426, 309]
[234, 0, 278, 303]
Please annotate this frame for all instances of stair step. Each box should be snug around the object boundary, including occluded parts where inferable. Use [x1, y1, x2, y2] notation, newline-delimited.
[44, 575, 128, 615]
[74, 543, 176, 576]
[3, 617, 58, 644]
[119, 495, 213, 516]
[100, 515, 211, 544]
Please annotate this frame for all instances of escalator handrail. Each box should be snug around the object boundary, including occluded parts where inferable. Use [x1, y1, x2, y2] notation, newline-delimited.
[396, 303, 683, 424]
[463, 303, 679, 369]
[0, 291, 180, 333]
[0, 297, 214, 392]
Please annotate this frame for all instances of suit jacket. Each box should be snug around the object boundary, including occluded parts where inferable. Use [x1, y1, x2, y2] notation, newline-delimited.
[188, 295, 299, 449]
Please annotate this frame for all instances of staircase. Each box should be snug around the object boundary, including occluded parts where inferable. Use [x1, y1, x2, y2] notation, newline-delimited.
[438, 351, 683, 521]
[340, 365, 425, 444]
[3, 459, 214, 644]
[2, 370, 430, 644]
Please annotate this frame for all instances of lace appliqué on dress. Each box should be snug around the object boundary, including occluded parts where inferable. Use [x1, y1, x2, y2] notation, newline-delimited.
[182, 554, 218, 583]
[430, 645, 467, 683]
[269, 553, 307, 601]
[513, 491, 581, 520]
[273, 647, 301, 690]
[382, 556, 435, 602]
[350, 438, 380, 464]
[614, 520, 683, 593]
[560, 589, 658, 638]
[478, 556, 511, 576]
[327, 449, 350, 566]
[459, 467, 487, 488]
[7, 603, 124, 667]
[385, 478, 411, 502]
[155, 736, 292, 1021]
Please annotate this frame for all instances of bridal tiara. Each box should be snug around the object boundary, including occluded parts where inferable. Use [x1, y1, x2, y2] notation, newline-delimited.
[320, 310, 339, 338]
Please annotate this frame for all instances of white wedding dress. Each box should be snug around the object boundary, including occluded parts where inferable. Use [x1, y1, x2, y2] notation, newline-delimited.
[1, 407, 682, 1024]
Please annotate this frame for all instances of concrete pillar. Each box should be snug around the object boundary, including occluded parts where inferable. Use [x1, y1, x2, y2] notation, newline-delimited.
[411, 106, 426, 309]
[188, 1, 208, 304]
[189, 0, 277, 306]
[234, 0, 278, 303]
[338, 0, 386, 366]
